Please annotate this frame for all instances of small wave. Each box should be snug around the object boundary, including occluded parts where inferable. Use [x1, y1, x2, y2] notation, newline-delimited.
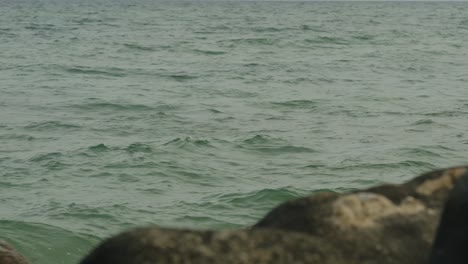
[331, 160, 435, 171]
[243, 63, 264, 67]
[71, 98, 155, 112]
[270, 100, 319, 109]
[214, 116, 235, 122]
[411, 119, 435, 125]
[64, 66, 126, 77]
[381, 111, 407, 116]
[400, 147, 442, 158]
[0, 134, 35, 141]
[303, 164, 326, 169]
[252, 27, 283, 32]
[104, 161, 160, 169]
[213, 187, 305, 207]
[60, 204, 116, 221]
[24, 23, 57, 31]
[423, 145, 455, 151]
[44, 161, 66, 170]
[459, 18, 468, 29]
[171, 170, 204, 181]
[88, 144, 110, 152]
[283, 77, 313, 84]
[352, 34, 375, 41]
[0, 181, 28, 188]
[0, 28, 16, 37]
[250, 146, 316, 154]
[192, 49, 226, 55]
[72, 18, 104, 24]
[153, 104, 179, 112]
[305, 36, 349, 45]
[118, 173, 140, 183]
[207, 108, 223, 114]
[265, 115, 292, 121]
[242, 135, 276, 144]
[169, 213, 243, 230]
[123, 43, 157, 52]
[221, 38, 275, 46]
[424, 111, 468, 117]
[88, 172, 113, 178]
[163, 137, 214, 148]
[212, 89, 258, 99]
[24, 121, 80, 131]
[138, 187, 165, 194]
[310, 188, 340, 194]
[29, 152, 63, 162]
[126, 143, 153, 153]
[240, 135, 315, 154]
[300, 25, 326, 32]
[166, 74, 198, 82]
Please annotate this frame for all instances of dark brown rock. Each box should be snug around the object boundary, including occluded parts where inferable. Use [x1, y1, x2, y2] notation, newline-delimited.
[80, 228, 343, 264]
[0, 241, 29, 264]
[80, 166, 468, 264]
[254, 166, 468, 264]
[429, 167, 468, 264]
[366, 166, 467, 207]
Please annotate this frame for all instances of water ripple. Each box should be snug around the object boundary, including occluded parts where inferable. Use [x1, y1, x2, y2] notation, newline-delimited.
[24, 121, 81, 131]
[69, 99, 158, 112]
[0, 220, 98, 264]
[331, 160, 435, 171]
[163, 137, 214, 148]
[64, 66, 127, 77]
[239, 135, 315, 155]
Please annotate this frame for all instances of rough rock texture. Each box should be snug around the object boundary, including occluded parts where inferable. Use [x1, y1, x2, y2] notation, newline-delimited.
[0, 241, 29, 264]
[80, 228, 342, 264]
[429, 166, 468, 264]
[75, 166, 468, 263]
[4, 174, 462, 264]
[254, 166, 468, 264]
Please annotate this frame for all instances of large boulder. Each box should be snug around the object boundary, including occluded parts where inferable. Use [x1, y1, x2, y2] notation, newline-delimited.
[76, 166, 467, 264]
[254, 166, 468, 264]
[429, 166, 468, 264]
[80, 228, 342, 264]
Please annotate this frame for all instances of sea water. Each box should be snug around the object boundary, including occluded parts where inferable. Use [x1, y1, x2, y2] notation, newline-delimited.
[1, 1, 468, 263]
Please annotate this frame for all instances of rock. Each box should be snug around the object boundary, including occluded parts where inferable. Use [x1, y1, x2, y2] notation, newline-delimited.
[429, 167, 468, 264]
[80, 228, 343, 264]
[0, 241, 29, 264]
[77, 166, 467, 264]
[254, 166, 468, 264]
[366, 166, 466, 208]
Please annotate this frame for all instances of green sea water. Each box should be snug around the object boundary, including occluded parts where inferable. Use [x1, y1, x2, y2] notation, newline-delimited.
[1, 1, 468, 263]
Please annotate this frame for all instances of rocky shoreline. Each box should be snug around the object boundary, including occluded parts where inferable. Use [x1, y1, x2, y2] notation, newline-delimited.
[2, 166, 467, 264]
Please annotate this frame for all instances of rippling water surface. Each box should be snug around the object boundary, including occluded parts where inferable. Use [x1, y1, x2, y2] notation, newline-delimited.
[1, 1, 468, 263]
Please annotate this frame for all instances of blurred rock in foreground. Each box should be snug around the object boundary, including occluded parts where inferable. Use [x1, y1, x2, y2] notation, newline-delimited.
[429, 166, 468, 264]
[81, 167, 468, 264]
[76, 166, 468, 263]
[0, 241, 29, 264]
[81, 228, 340, 264]
[254, 166, 467, 264]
